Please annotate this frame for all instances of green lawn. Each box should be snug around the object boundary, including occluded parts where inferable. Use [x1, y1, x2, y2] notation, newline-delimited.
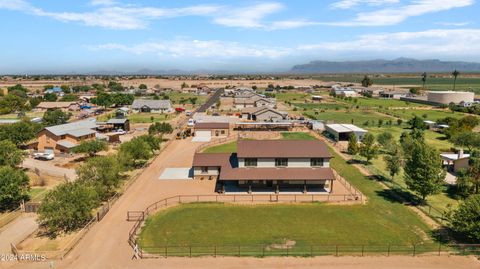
[340, 97, 424, 108]
[29, 187, 47, 202]
[202, 141, 237, 153]
[304, 110, 392, 125]
[280, 132, 316, 140]
[128, 113, 176, 124]
[276, 92, 310, 103]
[139, 141, 432, 251]
[387, 109, 467, 121]
[294, 103, 350, 111]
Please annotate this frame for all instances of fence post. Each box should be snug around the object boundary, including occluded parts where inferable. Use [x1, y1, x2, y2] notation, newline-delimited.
[438, 243, 441, 256]
[336, 245, 338, 256]
[286, 247, 289, 257]
[412, 244, 416, 256]
[165, 246, 168, 258]
[387, 244, 390, 257]
[310, 245, 313, 257]
[214, 245, 216, 257]
[190, 246, 192, 258]
[262, 245, 265, 257]
[238, 246, 241, 257]
[361, 245, 364, 257]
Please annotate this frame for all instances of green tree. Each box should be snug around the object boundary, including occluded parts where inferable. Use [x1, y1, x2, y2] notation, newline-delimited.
[189, 97, 198, 105]
[383, 143, 404, 180]
[148, 122, 173, 135]
[139, 84, 147, 90]
[0, 120, 38, 145]
[137, 135, 162, 154]
[60, 94, 78, 102]
[361, 75, 373, 87]
[92, 92, 113, 109]
[72, 140, 108, 157]
[456, 169, 474, 198]
[8, 84, 28, 93]
[359, 133, 379, 163]
[76, 155, 121, 201]
[29, 96, 43, 108]
[42, 109, 71, 126]
[452, 70, 460, 91]
[450, 132, 480, 153]
[347, 133, 359, 155]
[0, 94, 26, 114]
[421, 72, 427, 90]
[448, 194, 480, 241]
[377, 132, 394, 150]
[407, 115, 427, 130]
[0, 166, 29, 211]
[43, 92, 57, 102]
[404, 140, 445, 202]
[119, 138, 152, 167]
[38, 182, 99, 236]
[0, 140, 24, 167]
[181, 82, 189, 89]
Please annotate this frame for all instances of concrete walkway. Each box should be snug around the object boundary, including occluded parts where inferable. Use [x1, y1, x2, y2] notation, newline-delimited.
[0, 213, 38, 252]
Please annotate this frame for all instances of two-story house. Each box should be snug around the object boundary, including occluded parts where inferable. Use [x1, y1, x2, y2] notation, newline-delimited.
[192, 140, 335, 193]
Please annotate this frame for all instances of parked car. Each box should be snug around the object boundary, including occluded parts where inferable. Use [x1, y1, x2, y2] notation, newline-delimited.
[33, 152, 55, 160]
[186, 111, 192, 116]
[212, 112, 220, 116]
[114, 129, 127, 135]
[187, 118, 195, 127]
[175, 107, 186, 112]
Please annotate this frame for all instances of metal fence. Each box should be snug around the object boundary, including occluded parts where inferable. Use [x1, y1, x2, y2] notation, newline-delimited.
[128, 194, 364, 253]
[136, 243, 480, 258]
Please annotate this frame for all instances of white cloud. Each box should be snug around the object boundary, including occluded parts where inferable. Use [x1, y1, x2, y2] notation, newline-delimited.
[298, 29, 480, 56]
[436, 21, 470, 26]
[88, 39, 292, 58]
[329, 0, 474, 26]
[0, 0, 308, 30]
[330, 0, 399, 9]
[213, 2, 284, 28]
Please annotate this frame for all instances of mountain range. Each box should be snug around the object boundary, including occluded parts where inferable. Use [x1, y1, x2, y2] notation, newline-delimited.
[290, 58, 480, 73]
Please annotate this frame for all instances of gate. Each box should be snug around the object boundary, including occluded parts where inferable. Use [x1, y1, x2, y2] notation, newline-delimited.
[127, 211, 145, 222]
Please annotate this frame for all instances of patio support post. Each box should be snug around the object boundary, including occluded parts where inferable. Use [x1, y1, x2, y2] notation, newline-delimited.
[330, 179, 334, 193]
[303, 180, 307, 194]
[276, 184, 279, 194]
[248, 181, 252, 194]
[221, 181, 225, 194]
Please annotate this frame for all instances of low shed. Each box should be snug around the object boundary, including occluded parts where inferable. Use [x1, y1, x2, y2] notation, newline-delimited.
[325, 124, 368, 141]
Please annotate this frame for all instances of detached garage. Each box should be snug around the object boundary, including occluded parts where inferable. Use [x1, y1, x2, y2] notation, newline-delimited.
[194, 122, 230, 138]
[325, 124, 368, 141]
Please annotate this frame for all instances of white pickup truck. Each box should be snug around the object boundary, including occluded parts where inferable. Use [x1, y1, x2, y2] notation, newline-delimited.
[33, 152, 55, 160]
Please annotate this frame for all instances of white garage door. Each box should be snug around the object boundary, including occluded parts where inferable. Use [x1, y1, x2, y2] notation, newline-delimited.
[192, 130, 211, 142]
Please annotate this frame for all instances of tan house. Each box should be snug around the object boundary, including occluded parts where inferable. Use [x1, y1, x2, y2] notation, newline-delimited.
[234, 96, 275, 109]
[36, 102, 80, 112]
[35, 119, 98, 153]
[194, 122, 230, 137]
[192, 140, 335, 193]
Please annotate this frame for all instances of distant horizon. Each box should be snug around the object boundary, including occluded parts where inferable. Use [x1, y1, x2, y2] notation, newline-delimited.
[0, 1, 479, 73]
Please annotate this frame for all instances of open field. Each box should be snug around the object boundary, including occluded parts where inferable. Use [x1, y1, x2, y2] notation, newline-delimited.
[340, 97, 424, 108]
[139, 140, 432, 253]
[280, 132, 316, 140]
[312, 75, 480, 92]
[304, 110, 392, 124]
[385, 109, 467, 121]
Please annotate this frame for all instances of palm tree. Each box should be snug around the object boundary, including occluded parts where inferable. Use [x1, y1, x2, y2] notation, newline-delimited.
[452, 69, 460, 91]
[421, 72, 427, 90]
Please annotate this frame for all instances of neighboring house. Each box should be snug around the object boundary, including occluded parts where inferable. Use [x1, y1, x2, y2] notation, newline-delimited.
[325, 124, 368, 141]
[233, 88, 263, 98]
[116, 107, 130, 118]
[234, 96, 275, 109]
[36, 102, 79, 112]
[332, 86, 358, 98]
[131, 99, 172, 113]
[192, 140, 336, 193]
[44, 86, 64, 96]
[423, 120, 436, 128]
[35, 119, 98, 153]
[441, 151, 470, 173]
[194, 122, 230, 137]
[241, 107, 287, 122]
[312, 95, 323, 101]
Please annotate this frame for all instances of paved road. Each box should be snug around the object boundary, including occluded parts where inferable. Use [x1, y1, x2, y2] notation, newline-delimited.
[22, 158, 76, 181]
[197, 89, 224, 113]
[0, 213, 38, 252]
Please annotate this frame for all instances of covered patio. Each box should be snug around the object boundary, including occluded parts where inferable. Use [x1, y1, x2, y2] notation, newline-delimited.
[217, 179, 332, 194]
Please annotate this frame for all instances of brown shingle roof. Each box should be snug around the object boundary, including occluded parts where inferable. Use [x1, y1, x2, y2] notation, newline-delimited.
[193, 153, 232, 167]
[237, 140, 332, 158]
[195, 122, 230, 129]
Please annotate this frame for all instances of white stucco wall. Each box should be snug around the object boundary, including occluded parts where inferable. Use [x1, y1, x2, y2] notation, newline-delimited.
[239, 158, 329, 168]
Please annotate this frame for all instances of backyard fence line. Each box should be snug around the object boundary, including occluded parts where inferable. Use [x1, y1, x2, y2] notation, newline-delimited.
[127, 193, 365, 252]
[136, 243, 480, 259]
[0, 206, 23, 229]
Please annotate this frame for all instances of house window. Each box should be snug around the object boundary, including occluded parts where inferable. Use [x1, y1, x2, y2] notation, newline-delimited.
[201, 167, 209, 173]
[244, 158, 257, 167]
[275, 158, 288, 167]
[221, 130, 226, 135]
[311, 158, 324, 167]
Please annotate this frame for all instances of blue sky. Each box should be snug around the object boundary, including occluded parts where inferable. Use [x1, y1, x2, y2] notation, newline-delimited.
[0, 0, 479, 73]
